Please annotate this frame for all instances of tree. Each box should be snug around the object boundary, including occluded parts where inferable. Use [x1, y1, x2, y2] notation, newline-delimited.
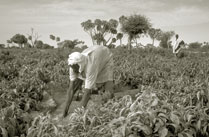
[24, 42, 32, 48]
[148, 28, 162, 46]
[188, 42, 202, 49]
[81, 19, 118, 47]
[50, 35, 55, 40]
[56, 37, 60, 42]
[57, 40, 74, 49]
[7, 40, 12, 47]
[116, 33, 123, 46]
[120, 14, 151, 52]
[42, 43, 54, 49]
[27, 28, 41, 48]
[132, 34, 147, 46]
[50, 34, 61, 47]
[10, 34, 28, 48]
[159, 31, 175, 48]
[0, 44, 5, 48]
[34, 40, 44, 48]
[81, 19, 95, 44]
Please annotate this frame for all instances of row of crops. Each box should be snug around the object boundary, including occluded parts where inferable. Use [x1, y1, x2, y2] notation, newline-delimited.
[0, 47, 209, 137]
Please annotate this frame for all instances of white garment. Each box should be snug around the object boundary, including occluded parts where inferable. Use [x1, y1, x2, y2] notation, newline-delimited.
[69, 45, 113, 89]
[173, 39, 183, 54]
[68, 52, 87, 73]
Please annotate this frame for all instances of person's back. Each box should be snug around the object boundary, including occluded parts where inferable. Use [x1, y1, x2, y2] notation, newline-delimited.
[63, 45, 114, 117]
[81, 45, 113, 88]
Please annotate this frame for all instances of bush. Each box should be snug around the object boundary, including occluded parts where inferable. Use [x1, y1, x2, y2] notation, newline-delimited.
[188, 42, 202, 49]
[0, 44, 5, 48]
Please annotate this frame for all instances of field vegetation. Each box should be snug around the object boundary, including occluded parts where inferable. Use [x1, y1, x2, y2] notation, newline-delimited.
[1, 46, 209, 137]
[1, 13, 209, 137]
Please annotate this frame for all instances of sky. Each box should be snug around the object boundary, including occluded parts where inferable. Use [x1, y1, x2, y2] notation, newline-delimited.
[0, 0, 209, 47]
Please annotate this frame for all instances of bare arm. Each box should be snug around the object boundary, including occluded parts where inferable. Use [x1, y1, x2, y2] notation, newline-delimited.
[80, 88, 91, 108]
[63, 80, 74, 117]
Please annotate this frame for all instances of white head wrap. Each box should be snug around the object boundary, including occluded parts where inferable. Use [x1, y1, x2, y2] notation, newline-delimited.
[68, 52, 87, 73]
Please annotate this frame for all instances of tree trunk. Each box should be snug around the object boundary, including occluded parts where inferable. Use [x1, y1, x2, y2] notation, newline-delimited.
[19, 44, 22, 48]
[152, 38, 155, 46]
[30, 39, 34, 47]
[128, 36, 132, 53]
[120, 39, 122, 47]
[90, 32, 94, 45]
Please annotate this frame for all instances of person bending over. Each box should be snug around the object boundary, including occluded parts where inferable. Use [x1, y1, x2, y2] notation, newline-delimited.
[173, 34, 185, 57]
[63, 45, 114, 117]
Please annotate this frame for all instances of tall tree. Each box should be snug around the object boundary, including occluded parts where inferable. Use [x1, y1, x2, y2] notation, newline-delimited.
[81, 19, 118, 47]
[27, 28, 41, 48]
[120, 14, 151, 52]
[148, 28, 162, 46]
[159, 31, 175, 48]
[81, 19, 95, 44]
[116, 33, 123, 46]
[10, 34, 28, 48]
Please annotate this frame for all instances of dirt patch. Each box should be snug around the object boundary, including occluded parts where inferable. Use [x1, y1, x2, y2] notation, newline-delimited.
[46, 82, 140, 119]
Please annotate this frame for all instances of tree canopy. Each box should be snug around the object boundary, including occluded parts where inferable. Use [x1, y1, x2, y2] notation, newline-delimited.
[148, 28, 162, 46]
[159, 31, 175, 48]
[120, 14, 151, 51]
[116, 33, 123, 46]
[57, 39, 84, 49]
[10, 34, 28, 48]
[81, 19, 118, 47]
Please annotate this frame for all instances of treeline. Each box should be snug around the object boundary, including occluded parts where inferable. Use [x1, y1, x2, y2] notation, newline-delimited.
[1, 14, 209, 51]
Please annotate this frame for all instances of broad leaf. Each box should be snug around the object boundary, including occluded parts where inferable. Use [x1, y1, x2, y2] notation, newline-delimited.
[158, 127, 168, 137]
[170, 112, 180, 125]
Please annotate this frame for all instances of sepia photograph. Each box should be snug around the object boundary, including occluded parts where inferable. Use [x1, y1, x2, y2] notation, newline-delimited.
[0, 0, 209, 136]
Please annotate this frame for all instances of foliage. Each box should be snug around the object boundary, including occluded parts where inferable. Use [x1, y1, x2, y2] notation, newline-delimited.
[81, 19, 119, 47]
[200, 44, 209, 52]
[10, 34, 28, 48]
[35, 40, 44, 48]
[188, 42, 202, 49]
[116, 33, 123, 46]
[0, 48, 74, 136]
[159, 31, 175, 49]
[0, 44, 5, 48]
[27, 87, 209, 137]
[148, 28, 162, 46]
[120, 14, 151, 36]
[56, 37, 60, 42]
[58, 39, 84, 49]
[1, 47, 209, 137]
[49, 35, 56, 40]
[120, 14, 151, 51]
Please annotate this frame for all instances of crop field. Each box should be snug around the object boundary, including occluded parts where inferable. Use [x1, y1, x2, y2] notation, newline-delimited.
[0, 47, 209, 137]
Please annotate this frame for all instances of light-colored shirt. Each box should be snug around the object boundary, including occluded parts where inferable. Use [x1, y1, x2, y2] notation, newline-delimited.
[173, 39, 183, 54]
[69, 45, 113, 89]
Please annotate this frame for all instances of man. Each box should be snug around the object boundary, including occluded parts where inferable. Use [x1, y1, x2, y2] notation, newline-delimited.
[173, 34, 185, 57]
[63, 45, 114, 117]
